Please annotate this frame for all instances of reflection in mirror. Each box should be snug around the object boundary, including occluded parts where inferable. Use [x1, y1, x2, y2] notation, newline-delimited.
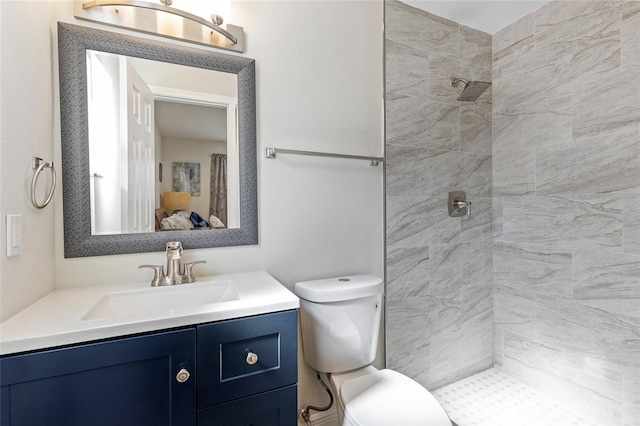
[58, 23, 257, 257]
[86, 51, 240, 235]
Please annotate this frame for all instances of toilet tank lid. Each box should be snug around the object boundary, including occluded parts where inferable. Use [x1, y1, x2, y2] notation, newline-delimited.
[294, 274, 383, 303]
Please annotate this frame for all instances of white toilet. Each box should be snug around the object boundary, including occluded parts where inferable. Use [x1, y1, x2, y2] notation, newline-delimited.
[295, 274, 453, 426]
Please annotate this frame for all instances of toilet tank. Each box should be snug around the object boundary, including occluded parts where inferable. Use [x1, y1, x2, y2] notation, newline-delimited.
[294, 275, 383, 374]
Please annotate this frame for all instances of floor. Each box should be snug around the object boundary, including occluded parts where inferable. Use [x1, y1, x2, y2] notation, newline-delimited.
[433, 368, 597, 426]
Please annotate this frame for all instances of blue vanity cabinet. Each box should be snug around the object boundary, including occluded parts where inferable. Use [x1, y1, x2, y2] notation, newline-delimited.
[0, 309, 298, 426]
[0, 328, 196, 426]
[197, 384, 297, 426]
[196, 310, 298, 425]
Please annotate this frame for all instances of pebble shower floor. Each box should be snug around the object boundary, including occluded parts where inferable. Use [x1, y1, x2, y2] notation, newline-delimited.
[433, 368, 597, 426]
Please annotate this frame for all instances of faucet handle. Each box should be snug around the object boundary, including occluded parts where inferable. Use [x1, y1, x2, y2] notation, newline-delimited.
[183, 260, 206, 283]
[448, 191, 472, 217]
[453, 199, 472, 216]
[139, 264, 164, 287]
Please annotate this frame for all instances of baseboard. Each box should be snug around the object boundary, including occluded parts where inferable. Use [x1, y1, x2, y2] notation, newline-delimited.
[306, 407, 339, 426]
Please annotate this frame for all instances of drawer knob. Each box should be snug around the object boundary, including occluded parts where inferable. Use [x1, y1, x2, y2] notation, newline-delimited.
[246, 352, 259, 365]
[176, 368, 191, 383]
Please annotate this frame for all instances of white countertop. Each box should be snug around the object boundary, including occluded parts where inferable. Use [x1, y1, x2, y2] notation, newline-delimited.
[0, 270, 299, 356]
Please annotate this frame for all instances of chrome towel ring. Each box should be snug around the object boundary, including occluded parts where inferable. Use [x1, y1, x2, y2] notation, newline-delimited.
[30, 156, 56, 209]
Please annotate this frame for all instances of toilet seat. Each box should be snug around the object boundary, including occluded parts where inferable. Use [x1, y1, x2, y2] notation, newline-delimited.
[339, 369, 452, 426]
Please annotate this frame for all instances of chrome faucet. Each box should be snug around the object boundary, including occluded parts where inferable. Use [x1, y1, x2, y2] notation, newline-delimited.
[139, 241, 206, 286]
[165, 241, 184, 285]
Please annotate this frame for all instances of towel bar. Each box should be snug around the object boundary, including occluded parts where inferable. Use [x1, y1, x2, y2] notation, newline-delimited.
[265, 147, 384, 166]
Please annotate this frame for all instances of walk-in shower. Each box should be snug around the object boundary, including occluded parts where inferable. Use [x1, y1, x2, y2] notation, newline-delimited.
[450, 77, 491, 102]
[387, 1, 639, 425]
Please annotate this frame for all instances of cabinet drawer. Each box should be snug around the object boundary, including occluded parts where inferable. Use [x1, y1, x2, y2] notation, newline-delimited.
[197, 310, 297, 407]
[197, 384, 297, 426]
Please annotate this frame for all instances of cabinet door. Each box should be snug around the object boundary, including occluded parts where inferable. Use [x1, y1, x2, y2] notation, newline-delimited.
[197, 384, 297, 426]
[1, 329, 196, 426]
[197, 310, 297, 408]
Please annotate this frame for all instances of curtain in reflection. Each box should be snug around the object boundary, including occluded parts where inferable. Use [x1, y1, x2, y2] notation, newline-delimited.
[209, 154, 227, 226]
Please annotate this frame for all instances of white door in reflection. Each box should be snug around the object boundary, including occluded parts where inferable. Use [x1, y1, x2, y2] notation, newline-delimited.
[125, 60, 155, 233]
[88, 50, 121, 235]
[88, 51, 155, 234]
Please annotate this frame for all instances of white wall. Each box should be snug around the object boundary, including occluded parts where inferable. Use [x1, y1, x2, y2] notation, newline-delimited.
[0, 1, 57, 321]
[1, 0, 383, 412]
[160, 136, 226, 219]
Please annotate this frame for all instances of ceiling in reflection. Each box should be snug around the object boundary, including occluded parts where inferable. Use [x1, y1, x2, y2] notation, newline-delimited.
[155, 101, 227, 141]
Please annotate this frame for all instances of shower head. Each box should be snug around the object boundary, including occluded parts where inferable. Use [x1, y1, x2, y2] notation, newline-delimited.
[451, 77, 491, 102]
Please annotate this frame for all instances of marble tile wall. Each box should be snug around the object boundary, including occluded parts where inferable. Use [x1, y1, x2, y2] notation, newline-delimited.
[386, 0, 639, 423]
[384, 0, 493, 390]
[493, 2, 640, 425]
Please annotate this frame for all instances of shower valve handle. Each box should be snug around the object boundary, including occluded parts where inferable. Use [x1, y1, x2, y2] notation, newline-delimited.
[448, 191, 472, 217]
[453, 200, 472, 216]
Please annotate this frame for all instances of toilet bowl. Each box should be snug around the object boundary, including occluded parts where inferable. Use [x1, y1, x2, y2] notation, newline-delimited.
[295, 275, 452, 426]
[330, 366, 452, 425]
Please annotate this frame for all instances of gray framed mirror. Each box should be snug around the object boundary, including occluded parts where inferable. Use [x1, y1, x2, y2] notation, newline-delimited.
[58, 23, 257, 258]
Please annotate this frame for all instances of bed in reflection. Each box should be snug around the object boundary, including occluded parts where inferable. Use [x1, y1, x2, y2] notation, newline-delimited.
[155, 208, 226, 231]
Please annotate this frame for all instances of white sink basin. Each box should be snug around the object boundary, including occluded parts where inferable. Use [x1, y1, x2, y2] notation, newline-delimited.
[81, 280, 239, 321]
[0, 271, 301, 355]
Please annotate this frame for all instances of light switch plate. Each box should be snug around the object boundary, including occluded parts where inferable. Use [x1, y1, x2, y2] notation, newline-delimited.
[6, 214, 22, 257]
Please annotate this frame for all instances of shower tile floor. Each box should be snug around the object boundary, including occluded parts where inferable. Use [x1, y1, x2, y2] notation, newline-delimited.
[433, 368, 597, 426]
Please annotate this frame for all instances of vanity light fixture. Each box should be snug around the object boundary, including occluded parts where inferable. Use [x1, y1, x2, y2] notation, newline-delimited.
[74, 0, 244, 52]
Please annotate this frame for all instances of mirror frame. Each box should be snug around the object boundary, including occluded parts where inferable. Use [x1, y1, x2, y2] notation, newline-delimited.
[58, 23, 257, 258]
